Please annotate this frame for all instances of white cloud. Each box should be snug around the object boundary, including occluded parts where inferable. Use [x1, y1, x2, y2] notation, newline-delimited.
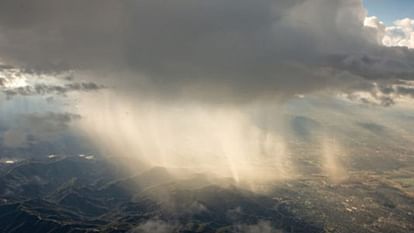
[365, 16, 414, 49]
[236, 221, 283, 233]
[128, 220, 176, 233]
[364, 16, 386, 44]
[384, 18, 414, 48]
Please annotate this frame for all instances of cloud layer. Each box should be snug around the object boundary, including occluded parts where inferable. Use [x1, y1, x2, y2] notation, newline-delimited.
[0, 0, 413, 103]
[365, 16, 414, 49]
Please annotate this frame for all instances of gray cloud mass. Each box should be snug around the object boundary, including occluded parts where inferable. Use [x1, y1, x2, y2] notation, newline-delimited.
[0, 0, 413, 102]
[3, 82, 104, 99]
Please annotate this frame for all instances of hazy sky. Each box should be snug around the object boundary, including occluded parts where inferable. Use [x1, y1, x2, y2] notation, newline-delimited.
[1, 0, 414, 176]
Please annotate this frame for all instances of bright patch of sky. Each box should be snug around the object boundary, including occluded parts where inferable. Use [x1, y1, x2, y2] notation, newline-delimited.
[364, 0, 414, 25]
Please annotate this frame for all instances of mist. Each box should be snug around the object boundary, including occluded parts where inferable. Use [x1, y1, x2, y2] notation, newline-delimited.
[70, 90, 361, 189]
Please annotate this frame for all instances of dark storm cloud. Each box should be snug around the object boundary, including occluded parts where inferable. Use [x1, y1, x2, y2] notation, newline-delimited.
[396, 86, 414, 97]
[3, 82, 104, 99]
[326, 48, 414, 81]
[342, 78, 414, 106]
[0, 0, 413, 102]
[0, 64, 103, 99]
[0, 64, 14, 70]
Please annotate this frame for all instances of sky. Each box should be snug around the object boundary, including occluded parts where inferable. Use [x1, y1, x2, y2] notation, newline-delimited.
[364, 0, 414, 25]
[1, 0, 414, 181]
